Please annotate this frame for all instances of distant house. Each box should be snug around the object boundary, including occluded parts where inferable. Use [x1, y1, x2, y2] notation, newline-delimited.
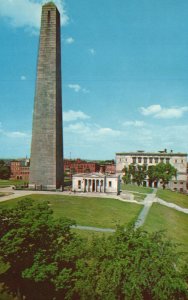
[72, 173, 120, 194]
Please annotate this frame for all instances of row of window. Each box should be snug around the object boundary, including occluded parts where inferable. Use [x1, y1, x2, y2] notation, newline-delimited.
[132, 157, 170, 164]
[77, 180, 112, 188]
[119, 157, 185, 164]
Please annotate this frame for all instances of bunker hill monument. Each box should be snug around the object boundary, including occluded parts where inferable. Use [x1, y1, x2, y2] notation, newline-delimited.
[29, 2, 63, 190]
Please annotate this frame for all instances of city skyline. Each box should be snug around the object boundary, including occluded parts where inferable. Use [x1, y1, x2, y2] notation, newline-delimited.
[0, 0, 188, 159]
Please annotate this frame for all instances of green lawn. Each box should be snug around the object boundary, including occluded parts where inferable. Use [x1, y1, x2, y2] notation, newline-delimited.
[0, 194, 142, 229]
[156, 189, 188, 208]
[0, 179, 28, 188]
[121, 183, 153, 194]
[143, 203, 188, 253]
[131, 192, 146, 202]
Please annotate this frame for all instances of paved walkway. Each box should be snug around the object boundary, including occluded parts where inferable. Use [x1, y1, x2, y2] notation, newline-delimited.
[156, 197, 188, 214]
[134, 189, 157, 228]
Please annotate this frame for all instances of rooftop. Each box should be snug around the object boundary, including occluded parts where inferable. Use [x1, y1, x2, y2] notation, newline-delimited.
[73, 172, 119, 178]
[116, 151, 187, 157]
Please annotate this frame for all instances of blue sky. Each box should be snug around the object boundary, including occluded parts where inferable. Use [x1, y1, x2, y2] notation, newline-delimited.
[0, 0, 188, 160]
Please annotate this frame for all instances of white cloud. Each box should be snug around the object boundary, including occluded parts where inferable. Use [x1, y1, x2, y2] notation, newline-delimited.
[5, 131, 29, 138]
[65, 37, 74, 44]
[64, 121, 121, 139]
[155, 107, 188, 119]
[68, 84, 81, 92]
[89, 48, 96, 55]
[68, 84, 90, 93]
[0, 0, 69, 32]
[140, 105, 161, 116]
[20, 75, 26, 81]
[122, 120, 145, 127]
[63, 110, 90, 122]
[140, 104, 188, 119]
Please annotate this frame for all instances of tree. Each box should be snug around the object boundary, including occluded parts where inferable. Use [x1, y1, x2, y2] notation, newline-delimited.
[0, 200, 187, 300]
[74, 226, 188, 300]
[122, 166, 131, 184]
[150, 162, 177, 189]
[0, 198, 79, 299]
[0, 160, 11, 180]
[147, 165, 157, 186]
[122, 164, 147, 186]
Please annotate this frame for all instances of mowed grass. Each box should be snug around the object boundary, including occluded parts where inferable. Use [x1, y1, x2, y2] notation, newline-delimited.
[156, 189, 188, 208]
[132, 192, 146, 202]
[0, 194, 142, 229]
[0, 179, 28, 188]
[121, 183, 153, 194]
[143, 203, 188, 253]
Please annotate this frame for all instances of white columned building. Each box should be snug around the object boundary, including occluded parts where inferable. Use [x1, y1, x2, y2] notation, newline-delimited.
[72, 173, 120, 194]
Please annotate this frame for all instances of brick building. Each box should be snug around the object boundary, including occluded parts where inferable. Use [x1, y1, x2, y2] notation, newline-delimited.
[10, 159, 30, 181]
[64, 159, 100, 177]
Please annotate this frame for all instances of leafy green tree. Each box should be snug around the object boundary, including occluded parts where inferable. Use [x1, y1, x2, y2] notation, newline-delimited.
[147, 165, 157, 186]
[0, 160, 11, 180]
[0, 199, 187, 300]
[122, 166, 131, 184]
[0, 198, 79, 299]
[74, 226, 188, 300]
[148, 163, 177, 189]
[123, 164, 147, 186]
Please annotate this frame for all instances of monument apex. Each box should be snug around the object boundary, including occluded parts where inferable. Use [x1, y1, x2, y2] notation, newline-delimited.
[29, 2, 63, 190]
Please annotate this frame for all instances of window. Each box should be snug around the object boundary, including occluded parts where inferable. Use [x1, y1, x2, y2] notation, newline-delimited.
[138, 157, 142, 163]
[109, 181, 112, 187]
[78, 180, 81, 189]
[166, 158, 170, 164]
[149, 157, 153, 163]
[154, 158, 158, 163]
[160, 158, 164, 163]
[132, 157, 136, 164]
[144, 157, 147, 164]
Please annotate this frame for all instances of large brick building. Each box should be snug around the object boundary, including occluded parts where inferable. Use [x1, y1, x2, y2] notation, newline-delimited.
[10, 158, 115, 181]
[64, 159, 100, 176]
[10, 159, 30, 181]
[116, 150, 187, 192]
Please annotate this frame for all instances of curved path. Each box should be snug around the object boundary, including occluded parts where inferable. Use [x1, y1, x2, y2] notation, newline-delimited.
[156, 197, 188, 214]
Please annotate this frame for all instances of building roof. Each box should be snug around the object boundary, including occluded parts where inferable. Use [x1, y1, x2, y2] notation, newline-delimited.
[73, 172, 119, 179]
[116, 151, 187, 157]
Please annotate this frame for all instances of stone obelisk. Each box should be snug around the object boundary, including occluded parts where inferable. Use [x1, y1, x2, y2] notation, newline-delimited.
[29, 2, 63, 190]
